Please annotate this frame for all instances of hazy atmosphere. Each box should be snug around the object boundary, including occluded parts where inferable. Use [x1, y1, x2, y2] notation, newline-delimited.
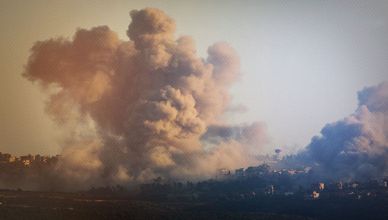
[1, 1, 388, 220]
[2, 0, 387, 157]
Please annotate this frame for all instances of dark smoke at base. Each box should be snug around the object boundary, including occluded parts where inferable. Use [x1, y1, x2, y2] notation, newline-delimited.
[21, 8, 268, 190]
[284, 82, 388, 181]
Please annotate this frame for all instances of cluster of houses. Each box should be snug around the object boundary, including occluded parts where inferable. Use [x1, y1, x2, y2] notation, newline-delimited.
[276, 178, 388, 200]
[307, 179, 388, 200]
[217, 164, 311, 179]
[0, 152, 60, 167]
[215, 164, 388, 201]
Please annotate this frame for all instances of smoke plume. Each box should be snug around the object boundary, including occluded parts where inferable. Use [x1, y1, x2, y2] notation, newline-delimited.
[295, 82, 388, 180]
[23, 8, 267, 189]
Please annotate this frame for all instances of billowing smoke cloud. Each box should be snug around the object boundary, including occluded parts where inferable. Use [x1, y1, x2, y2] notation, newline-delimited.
[23, 8, 267, 188]
[295, 82, 388, 180]
[202, 122, 268, 152]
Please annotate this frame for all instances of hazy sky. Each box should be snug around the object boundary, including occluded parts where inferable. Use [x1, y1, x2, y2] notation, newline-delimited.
[1, 0, 387, 156]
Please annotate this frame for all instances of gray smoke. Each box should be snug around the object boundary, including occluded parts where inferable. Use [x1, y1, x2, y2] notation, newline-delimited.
[295, 82, 388, 180]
